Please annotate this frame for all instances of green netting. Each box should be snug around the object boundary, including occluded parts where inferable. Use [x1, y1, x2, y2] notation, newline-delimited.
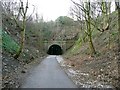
[0, 28, 2, 51]
[2, 30, 19, 54]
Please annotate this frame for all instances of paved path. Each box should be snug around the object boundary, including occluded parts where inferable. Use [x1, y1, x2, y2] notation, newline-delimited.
[21, 55, 77, 88]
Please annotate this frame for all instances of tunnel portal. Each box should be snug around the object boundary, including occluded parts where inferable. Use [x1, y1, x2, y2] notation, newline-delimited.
[47, 44, 63, 55]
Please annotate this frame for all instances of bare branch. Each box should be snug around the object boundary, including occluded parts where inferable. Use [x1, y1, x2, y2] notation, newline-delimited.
[71, 0, 88, 13]
[24, 0, 28, 15]
[26, 5, 35, 21]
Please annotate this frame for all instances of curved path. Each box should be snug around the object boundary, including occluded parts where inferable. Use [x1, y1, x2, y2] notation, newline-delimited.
[21, 55, 77, 88]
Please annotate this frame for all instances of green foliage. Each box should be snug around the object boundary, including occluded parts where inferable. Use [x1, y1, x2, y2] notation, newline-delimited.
[55, 16, 74, 26]
[71, 37, 82, 53]
[2, 30, 19, 54]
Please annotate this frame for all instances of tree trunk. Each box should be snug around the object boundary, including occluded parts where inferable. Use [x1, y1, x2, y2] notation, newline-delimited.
[14, 16, 26, 59]
[87, 1, 96, 55]
[107, 2, 111, 49]
[14, 28, 25, 59]
[88, 23, 96, 55]
[89, 35, 96, 55]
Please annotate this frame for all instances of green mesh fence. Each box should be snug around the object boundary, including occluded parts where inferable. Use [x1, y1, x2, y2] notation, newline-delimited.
[2, 29, 19, 54]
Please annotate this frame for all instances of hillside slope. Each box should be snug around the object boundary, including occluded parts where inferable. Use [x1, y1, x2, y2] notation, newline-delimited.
[62, 11, 119, 88]
[2, 28, 45, 88]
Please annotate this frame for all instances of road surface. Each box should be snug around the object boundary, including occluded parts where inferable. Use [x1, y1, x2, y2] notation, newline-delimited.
[21, 55, 77, 88]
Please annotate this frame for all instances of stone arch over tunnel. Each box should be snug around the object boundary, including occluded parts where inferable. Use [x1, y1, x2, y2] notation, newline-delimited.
[47, 44, 63, 55]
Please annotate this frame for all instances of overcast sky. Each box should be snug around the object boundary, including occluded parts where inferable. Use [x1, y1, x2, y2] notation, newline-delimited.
[28, 0, 72, 21]
[27, 0, 116, 21]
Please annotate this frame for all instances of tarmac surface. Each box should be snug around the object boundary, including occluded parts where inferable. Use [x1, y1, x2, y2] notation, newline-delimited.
[21, 55, 77, 88]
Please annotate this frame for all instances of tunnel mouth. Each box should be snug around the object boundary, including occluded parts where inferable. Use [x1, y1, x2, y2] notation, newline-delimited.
[47, 44, 63, 55]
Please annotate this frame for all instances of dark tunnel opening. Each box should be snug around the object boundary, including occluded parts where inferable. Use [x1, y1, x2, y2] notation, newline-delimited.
[47, 44, 63, 55]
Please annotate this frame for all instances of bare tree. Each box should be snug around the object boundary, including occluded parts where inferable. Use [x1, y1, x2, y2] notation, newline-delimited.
[71, 0, 96, 55]
[13, 0, 28, 59]
[70, 0, 114, 54]
[2, 0, 35, 59]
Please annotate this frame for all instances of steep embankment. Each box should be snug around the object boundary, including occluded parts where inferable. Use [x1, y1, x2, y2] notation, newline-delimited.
[61, 11, 119, 88]
[2, 29, 45, 88]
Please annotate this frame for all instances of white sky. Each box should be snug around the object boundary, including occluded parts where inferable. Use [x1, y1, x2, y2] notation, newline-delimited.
[28, 0, 72, 21]
[27, 0, 116, 21]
